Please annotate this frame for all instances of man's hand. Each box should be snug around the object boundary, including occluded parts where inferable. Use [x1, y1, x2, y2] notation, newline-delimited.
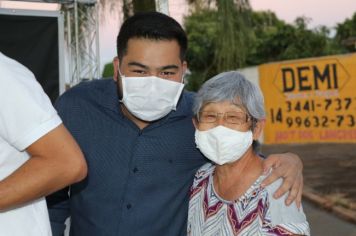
[261, 152, 303, 208]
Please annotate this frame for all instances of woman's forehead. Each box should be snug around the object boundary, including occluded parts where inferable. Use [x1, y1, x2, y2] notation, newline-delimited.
[201, 100, 246, 112]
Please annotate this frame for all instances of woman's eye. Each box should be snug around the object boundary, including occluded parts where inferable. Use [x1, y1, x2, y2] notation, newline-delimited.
[228, 116, 241, 121]
[202, 115, 216, 121]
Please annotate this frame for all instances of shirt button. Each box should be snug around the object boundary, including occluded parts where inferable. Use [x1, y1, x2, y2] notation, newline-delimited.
[126, 204, 132, 209]
[133, 167, 138, 173]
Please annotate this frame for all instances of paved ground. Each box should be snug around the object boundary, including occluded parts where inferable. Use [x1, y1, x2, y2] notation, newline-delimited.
[262, 143, 356, 231]
[303, 200, 356, 236]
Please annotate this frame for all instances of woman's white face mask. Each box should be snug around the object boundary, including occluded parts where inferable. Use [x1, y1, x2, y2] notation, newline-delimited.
[195, 125, 253, 165]
[119, 74, 184, 121]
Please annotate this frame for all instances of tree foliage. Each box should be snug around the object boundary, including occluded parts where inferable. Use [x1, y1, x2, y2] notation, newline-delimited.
[335, 12, 356, 52]
[98, 0, 156, 20]
[215, 0, 252, 71]
[123, 0, 156, 19]
[184, 4, 350, 91]
[184, 10, 219, 91]
[184, 0, 253, 91]
[248, 16, 343, 64]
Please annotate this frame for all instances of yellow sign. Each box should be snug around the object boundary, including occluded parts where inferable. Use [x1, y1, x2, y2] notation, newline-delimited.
[259, 53, 356, 144]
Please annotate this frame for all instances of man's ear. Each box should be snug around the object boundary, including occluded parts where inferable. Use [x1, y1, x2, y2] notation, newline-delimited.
[113, 57, 119, 81]
[182, 61, 188, 80]
[253, 119, 265, 140]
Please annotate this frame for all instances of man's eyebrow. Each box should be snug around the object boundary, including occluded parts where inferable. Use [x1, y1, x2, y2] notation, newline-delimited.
[128, 62, 179, 71]
[127, 62, 149, 69]
[160, 65, 179, 70]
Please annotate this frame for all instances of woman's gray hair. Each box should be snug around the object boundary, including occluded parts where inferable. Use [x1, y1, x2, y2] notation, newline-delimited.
[193, 71, 266, 152]
[193, 71, 266, 120]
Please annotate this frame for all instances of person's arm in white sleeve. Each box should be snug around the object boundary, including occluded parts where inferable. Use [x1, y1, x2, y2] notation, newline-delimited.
[0, 53, 87, 211]
[0, 124, 87, 210]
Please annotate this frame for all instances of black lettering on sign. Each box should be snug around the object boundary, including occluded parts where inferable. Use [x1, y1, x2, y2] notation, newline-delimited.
[298, 66, 311, 91]
[282, 68, 295, 92]
[332, 63, 338, 89]
[313, 64, 331, 89]
[281, 63, 339, 92]
[313, 63, 338, 90]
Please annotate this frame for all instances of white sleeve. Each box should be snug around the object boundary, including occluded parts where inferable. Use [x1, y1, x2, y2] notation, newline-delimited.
[0, 53, 62, 151]
[266, 178, 311, 235]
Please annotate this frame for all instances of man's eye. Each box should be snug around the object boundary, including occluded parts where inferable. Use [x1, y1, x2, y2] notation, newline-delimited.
[132, 70, 147, 75]
[161, 71, 175, 76]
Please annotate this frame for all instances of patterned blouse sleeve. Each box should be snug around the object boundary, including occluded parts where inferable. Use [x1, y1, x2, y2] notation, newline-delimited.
[191, 163, 213, 189]
[264, 178, 311, 236]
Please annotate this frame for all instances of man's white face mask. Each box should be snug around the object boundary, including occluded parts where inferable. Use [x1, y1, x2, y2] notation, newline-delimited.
[119, 73, 185, 121]
[195, 125, 253, 165]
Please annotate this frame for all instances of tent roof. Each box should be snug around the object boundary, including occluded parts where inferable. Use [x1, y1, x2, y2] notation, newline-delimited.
[9, 0, 97, 4]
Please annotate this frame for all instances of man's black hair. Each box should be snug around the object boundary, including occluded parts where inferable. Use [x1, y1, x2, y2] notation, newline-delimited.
[116, 11, 188, 61]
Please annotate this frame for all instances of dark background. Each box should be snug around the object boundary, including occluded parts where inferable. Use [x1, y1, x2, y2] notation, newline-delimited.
[0, 13, 60, 103]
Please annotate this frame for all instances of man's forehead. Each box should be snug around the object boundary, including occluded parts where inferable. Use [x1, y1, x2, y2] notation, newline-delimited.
[129, 38, 179, 52]
[122, 38, 182, 68]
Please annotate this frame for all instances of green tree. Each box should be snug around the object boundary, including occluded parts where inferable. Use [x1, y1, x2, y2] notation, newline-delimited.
[335, 12, 356, 52]
[247, 15, 343, 64]
[184, 0, 253, 91]
[184, 10, 219, 91]
[98, 0, 156, 19]
[245, 10, 284, 65]
[122, 0, 156, 19]
[102, 63, 114, 78]
[214, 0, 252, 71]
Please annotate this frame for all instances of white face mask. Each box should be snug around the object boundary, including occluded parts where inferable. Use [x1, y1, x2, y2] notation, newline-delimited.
[195, 126, 253, 165]
[120, 75, 184, 121]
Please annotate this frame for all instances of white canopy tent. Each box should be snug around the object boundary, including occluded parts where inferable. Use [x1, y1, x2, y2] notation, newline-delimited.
[0, 0, 100, 88]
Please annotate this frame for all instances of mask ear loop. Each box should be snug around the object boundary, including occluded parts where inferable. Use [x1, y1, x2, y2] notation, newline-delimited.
[250, 117, 257, 132]
[117, 67, 125, 103]
[118, 85, 124, 103]
[181, 71, 186, 85]
[118, 67, 125, 78]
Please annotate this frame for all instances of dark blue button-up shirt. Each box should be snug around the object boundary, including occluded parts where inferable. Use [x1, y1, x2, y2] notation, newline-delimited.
[47, 79, 207, 236]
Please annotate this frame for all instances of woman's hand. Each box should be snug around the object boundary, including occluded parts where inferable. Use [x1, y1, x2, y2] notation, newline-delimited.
[261, 152, 303, 208]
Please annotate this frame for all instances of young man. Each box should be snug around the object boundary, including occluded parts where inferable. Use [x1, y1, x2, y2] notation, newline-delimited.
[47, 12, 303, 236]
[0, 52, 87, 236]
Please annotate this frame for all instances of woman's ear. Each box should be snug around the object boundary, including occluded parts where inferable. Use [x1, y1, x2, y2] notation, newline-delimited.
[192, 117, 198, 129]
[253, 119, 265, 140]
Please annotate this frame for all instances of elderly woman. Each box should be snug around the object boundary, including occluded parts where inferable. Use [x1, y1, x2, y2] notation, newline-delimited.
[187, 71, 310, 236]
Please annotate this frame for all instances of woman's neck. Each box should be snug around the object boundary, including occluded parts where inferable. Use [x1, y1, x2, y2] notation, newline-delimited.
[213, 149, 263, 201]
